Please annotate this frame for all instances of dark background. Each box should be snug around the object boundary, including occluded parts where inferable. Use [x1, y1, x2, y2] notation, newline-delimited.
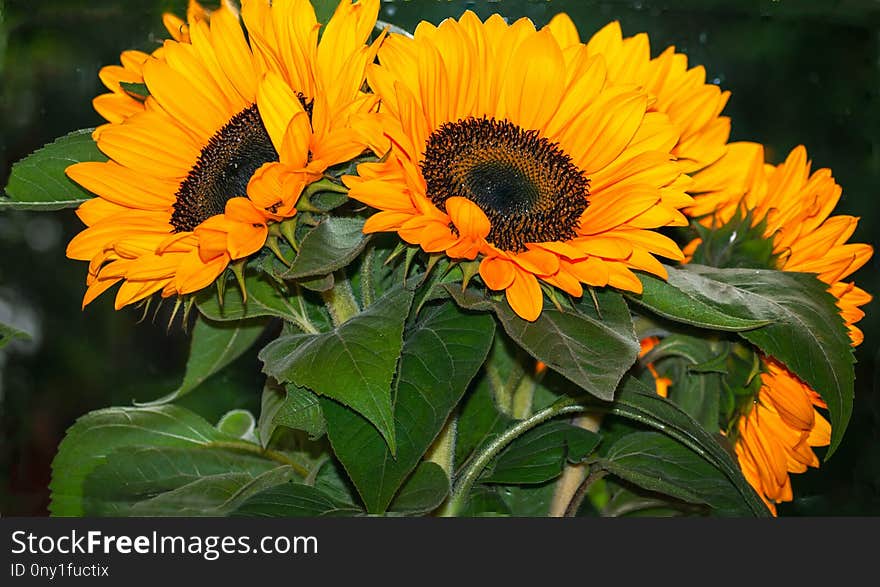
[1, 0, 878, 516]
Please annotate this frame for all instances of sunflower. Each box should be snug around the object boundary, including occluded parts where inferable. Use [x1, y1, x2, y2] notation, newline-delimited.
[542, 16, 731, 173]
[684, 143, 873, 514]
[66, 0, 382, 309]
[344, 11, 693, 321]
[735, 360, 831, 515]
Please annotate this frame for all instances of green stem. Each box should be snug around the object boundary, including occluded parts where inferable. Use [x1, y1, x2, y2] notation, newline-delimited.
[361, 245, 376, 308]
[321, 271, 360, 326]
[426, 412, 457, 478]
[439, 398, 589, 517]
[207, 441, 310, 478]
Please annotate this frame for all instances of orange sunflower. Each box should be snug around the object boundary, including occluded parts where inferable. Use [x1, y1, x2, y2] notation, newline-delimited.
[344, 11, 693, 321]
[685, 143, 873, 514]
[66, 0, 382, 309]
[543, 16, 731, 173]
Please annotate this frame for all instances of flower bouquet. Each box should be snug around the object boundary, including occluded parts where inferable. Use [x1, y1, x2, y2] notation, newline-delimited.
[2, 0, 872, 518]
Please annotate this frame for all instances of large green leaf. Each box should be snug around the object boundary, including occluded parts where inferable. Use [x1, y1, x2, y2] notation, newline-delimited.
[2, 129, 106, 210]
[258, 382, 325, 447]
[82, 447, 295, 516]
[283, 217, 369, 280]
[481, 420, 600, 485]
[232, 481, 361, 517]
[605, 376, 770, 517]
[449, 287, 639, 401]
[137, 316, 266, 406]
[260, 282, 416, 453]
[630, 268, 773, 331]
[49, 405, 266, 516]
[321, 300, 495, 513]
[387, 461, 450, 515]
[600, 431, 755, 516]
[641, 264, 853, 458]
[697, 266, 854, 459]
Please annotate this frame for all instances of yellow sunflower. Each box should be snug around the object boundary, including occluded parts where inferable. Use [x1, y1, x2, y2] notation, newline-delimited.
[543, 16, 731, 173]
[344, 11, 693, 321]
[684, 143, 873, 514]
[66, 0, 382, 309]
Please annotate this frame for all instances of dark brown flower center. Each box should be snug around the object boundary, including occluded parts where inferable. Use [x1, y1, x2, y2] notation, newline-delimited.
[421, 116, 589, 252]
[170, 104, 278, 233]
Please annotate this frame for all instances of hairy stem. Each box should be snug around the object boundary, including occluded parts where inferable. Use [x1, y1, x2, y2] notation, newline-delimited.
[426, 412, 458, 478]
[321, 272, 360, 326]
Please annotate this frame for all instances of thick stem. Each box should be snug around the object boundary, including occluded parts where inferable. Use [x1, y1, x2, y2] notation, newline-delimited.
[548, 413, 604, 517]
[320, 272, 360, 326]
[426, 412, 457, 478]
[439, 399, 589, 517]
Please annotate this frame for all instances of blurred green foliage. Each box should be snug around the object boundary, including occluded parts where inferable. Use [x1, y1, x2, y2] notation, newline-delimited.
[1, 0, 878, 516]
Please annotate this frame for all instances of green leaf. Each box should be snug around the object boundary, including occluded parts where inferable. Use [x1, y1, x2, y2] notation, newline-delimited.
[196, 271, 328, 332]
[630, 267, 774, 331]
[694, 266, 854, 459]
[50, 405, 248, 516]
[2, 129, 107, 210]
[136, 316, 266, 406]
[481, 420, 600, 485]
[283, 217, 369, 280]
[260, 282, 416, 453]
[82, 447, 295, 516]
[0, 322, 30, 349]
[217, 409, 257, 442]
[232, 481, 361, 517]
[321, 300, 495, 513]
[495, 289, 640, 401]
[606, 376, 770, 517]
[258, 382, 325, 447]
[600, 431, 755, 516]
[387, 462, 450, 515]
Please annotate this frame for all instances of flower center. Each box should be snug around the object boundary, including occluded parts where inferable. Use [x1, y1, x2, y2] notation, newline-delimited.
[421, 116, 589, 252]
[170, 104, 279, 233]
